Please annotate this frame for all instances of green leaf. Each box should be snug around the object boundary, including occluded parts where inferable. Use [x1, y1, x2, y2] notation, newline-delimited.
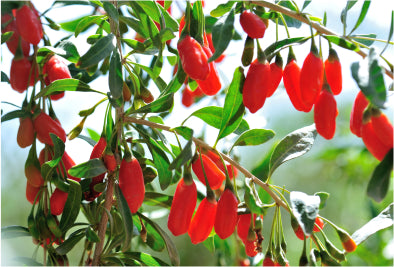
[314, 192, 330, 209]
[1, 71, 10, 83]
[132, 215, 165, 251]
[103, 2, 118, 25]
[381, 11, 393, 55]
[231, 129, 275, 151]
[55, 229, 85, 255]
[290, 191, 320, 236]
[108, 49, 123, 101]
[277, 1, 302, 28]
[301, 0, 312, 11]
[209, 8, 234, 62]
[169, 130, 194, 170]
[35, 79, 103, 100]
[264, 37, 309, 59]
[85, 226, 100, 243]
[1, 31, 13, 44]
[217, 67, 245, 141]
[340, 1, 358, 34]
[210, 1, 236, 17]
[165, 62, 187, 94]
[323, 35, 359, 51]
[351, 203, 394, 245]
[144, 192, 173, 208]
[138, 1, 178, 32]
[41, 134, 66, 182]
[129, 93, 174, 115]
[59, 179, 82, 232]
[138, 212, 180, 266]
[367, 149, 393, 202]
[114, 185, 133, 252]
[350, 33, 377, 46]
[252, 142, 277, 182]
[349, 1, 371, 35]
[68, 158, 107, 178]
[74, 15, 105, 36]
[1, 226, 30, 239]
[78, 34, 115, 69]
[120, 252, 169, 266]
[172, 126, 193, 140]
[59, 16, 86, 32]
[351, 47, 387, 108]
[1, 110, 30, 123]
[269, 125, 317, 177]
[244, 178, 268, 215]
[147, 137, 172, 190]
[37, 41, 80, 64]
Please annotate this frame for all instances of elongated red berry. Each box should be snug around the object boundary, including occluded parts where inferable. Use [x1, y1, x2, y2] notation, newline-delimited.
[337, 228, 357, 253]
[2, 14, 30, 56]
[119, 157, 145, 213]
[237, 213, 254, 242]
[17, 117, 35, 148]
[313, 217, 325, 232]
[25, 165, 44, 188]
[244, 239, 258, 257]
[267, 55, 283, 97]
[300, 50, 323, 111]
[350, 91, 369, 137]
[33, 111, 66, 146]
[204, 150, 238, 179]
[206, 33, 225, 63]
[314, 89, 338, 140]
[62, 152, 80, 181]
[192, 154, 225, 190]
[50, 188, 68, 215]
[283, 59, 308, 111]
[242, 59, 271, 113]
[43, 55, 72, 100]
[240, 10, 266, 39]
[182, 86, 194, 107]
[361, 121, 391, 161]
[16, 5, 43, 45]
[86, 137, 107, 201]
[214, 189, 238, 239]
[103, 152, 117, 172]
[324, 48, 342, 95]
[168, 178, 197, 236]
[10, 57, 37, 93]
[188, 197, 217, 244]
[371, 113, 394, 148]
[178, 35, 210, 80]
[196, 46, 221, 95]
[26, 181, 41, 204]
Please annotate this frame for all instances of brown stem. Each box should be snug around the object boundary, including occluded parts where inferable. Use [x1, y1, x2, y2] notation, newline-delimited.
[124, 117, 289, 212]
[251, 0, 393, 79]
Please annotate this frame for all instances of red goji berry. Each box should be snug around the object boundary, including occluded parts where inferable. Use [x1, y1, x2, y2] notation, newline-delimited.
[39, 147, 52, 165]
[314, 89, 338, 140]
[10, 57, 37, 93]
[26, 181, 41, 204]
[240, 10, 266, 39]
[371, 112, 394, 148]
[25, 165, 44, 188]
[62, 152, 80, 181]
[324, 48, 342, 95]
[237, 213, 255, 242]
[361, 121, 391, 161]
[90, 137, 107, 159]
[33, 111, 66, 146]
[267, 55, 283, 97]
[167, 178, 197, 236]
[103, 152, 117, 172]
[188, 197, 217, 244]
[206, 33, 225, 63]
[350, 91, 369, 137]
[1, 14, 30, 56]
[192, 153, 225, 190]
[135, 33, 145, 43]
[43, 55, 72, 100]
[50, 188, 68, 215]
[85, 137, 107, 201]
[263, 255, 276, 266]
[196, 45, 221, 96]
[17, 117, 35, 148]
[244, 239, 258, 257]
[313, 217, 325, 232]
[283, 59, 308, 112]
[15, 5, 43, 45]
[214, 189, 238, 239]
[337, 228, 357, 253]
[242, 59, 271, 113]
[178, 35, 210, 81]
[181, 86, 194, 107]
[300, 50, 323, 111]
[119, 157, 145, 213]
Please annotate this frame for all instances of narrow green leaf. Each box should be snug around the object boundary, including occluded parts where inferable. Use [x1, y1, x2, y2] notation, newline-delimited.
[59, 179, 82, 232]
[126, 61, 167, 90]
[352, 203, 394, 245]
[269, 125, 317, 177]
[103, 2, 118, 25]
[340, 1, 358, 34]
[277, 1, 302, 28]
[74, 15, 106, 37]
[1, 71, 10, 83]
[381, 11, 394, 55]
[1, 110, 30, 123]
[78, 34, 115, 68]
[172, 126, 193, 140]
[323, 35, 359, 51]
[217, 67, 245, 141]
[351, 47, 387, 108]
[144, 192, 173, 208]
[210, 8, 234, 62]
[129, 93, 173, 115]
[41, 134, 65, 182]
[108, 49, 123, 101]
[290, 191, 320, 236]
[367, 149, 393, 202]
[68, 158, 107, 178]
[55, 230, 85, 255]
[121, 252, 169, 266]
[85, 226, 100, 243]
[59, 16, 86, 32]
[349, 1, 371, 35]
[169, 133, 193, 170]
[147, 137, 172, 190]
[350, 33, 377, 46]
[1, 31, 13, 44]
[132, 215, 165, 251]
[301, 0, 312, 11]
[166, 62, 187, 94]
[314, 192, 330, 209]
[119, 16, 147, 39]
[1, 226, 30, 239]
[264, 37, 309, 59]
[122, 38, 146, 52]
[210, 1, 236, 17]
[114, 185, 133, 252]
[231, 129, 275, 150]
[37, 41, 80, 64]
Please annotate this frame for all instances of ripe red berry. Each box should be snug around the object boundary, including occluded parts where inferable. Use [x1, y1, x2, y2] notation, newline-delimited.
[314, 89, 338, 140]
[26, 181, 41, 204]
[10, 57, 37, 93]
[196, 46, 221, 96]
[1, 14, 30, 56]
[206, 33, 225, 63]
[167, 178, 197, 236]
[182, 86, 194, 107]
[350, 91, 369, 137]
[188, 197, 217, 244]
[50, 188, 68, 215]
[85, 137, 107, 201]
[192, 153, 225, 190]
[313, 217, 324, 232]
[15, 5, 43, 45]
[214, 189, 238, 239]
[25, 165, 44, 188]
[240, 10, 266, 39]
[324, 48, 342, 95]
[119, 157, 145, 213]
[103, 152, 117, 172]
[299, 51, 323, 111]
[177, 35, 210, 81]
[267, 56, 283, 97]
[62, 152, 80, 181]
[263, 255, 276, 266]
[371, 113, 394, 148]
[203, 149, 238, 179]
[283, 59, 308, 111]
[342, 238, 357, 253]
[33, 111, 66, 146]
[237, 213, 255, 242]
[242, 59, 271, 113]
[361, 121, 391, 161]
[17, 117, 35, 148]
[244, 239, 258, 257]
[90, 137, 107, 159]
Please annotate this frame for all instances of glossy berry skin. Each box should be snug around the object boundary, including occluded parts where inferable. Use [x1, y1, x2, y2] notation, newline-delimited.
[242, 59, 271, 113]
[2, 14, 30, 56]
[206, 33, 225, 63]
[103, 153, 117, 172]
[167, 178, 197, 236]
[192, 154, 225, 190]
[314, 90, 338, 140]
[177, 35, 210, 81]
[90, 137, 107, 159]
[342, 238, 357, 253]
[263, 256, 276, 266]
[244, 239, 258, 257]
[300, 51, 323, 111]
[324, 49, 342, 95]
[188, 197, 217, 244]
[17, 117, 35, 148]
[26, 181, 41, 204]
[182, 87, 194, 107]
[62, 152, 80, 181]
[313, 217, 325, 232]
[16, 5, 43, 45]
[196, 46, 221, 95]
[214, 189, 238, 239]
[237, 213, 254, 242]
[204, 149, 238, 179]
[50, 188, 68, 215]
[283, 59, 307, 111]
[119, 158, 145, 213]
[44, 55, 72, 82]
[240, 10, 266, 39]
[361, 121, 391, 161]
[25, 165, 44, 188]
[350, 91, 369, 137]
[10, 58, 37, 93]
[371, 113, 394, 148]
[33, 111, 66, 146]
[267, 60, 283, 97]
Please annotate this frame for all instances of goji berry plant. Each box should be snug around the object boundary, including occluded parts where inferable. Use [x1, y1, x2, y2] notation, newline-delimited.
[1, 0, 393, 266]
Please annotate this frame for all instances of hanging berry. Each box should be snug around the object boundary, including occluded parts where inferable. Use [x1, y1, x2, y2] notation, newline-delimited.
[314, 87, 338, 140]
[350, 91, 369, 137]
[17, 117, 35, 148]
[324, 48, 342, 95]
[1, 14, 30, 56]
[188, 197, 217, 244]
[214, 189, 238, 239]
[240, 10, 267, 39]
[192, 153, 225, 190]
[15, 5, 43, 45]
[33, 111, 66, 146]
[196, 45, 221, 96]
[267, 53, 283, 98]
